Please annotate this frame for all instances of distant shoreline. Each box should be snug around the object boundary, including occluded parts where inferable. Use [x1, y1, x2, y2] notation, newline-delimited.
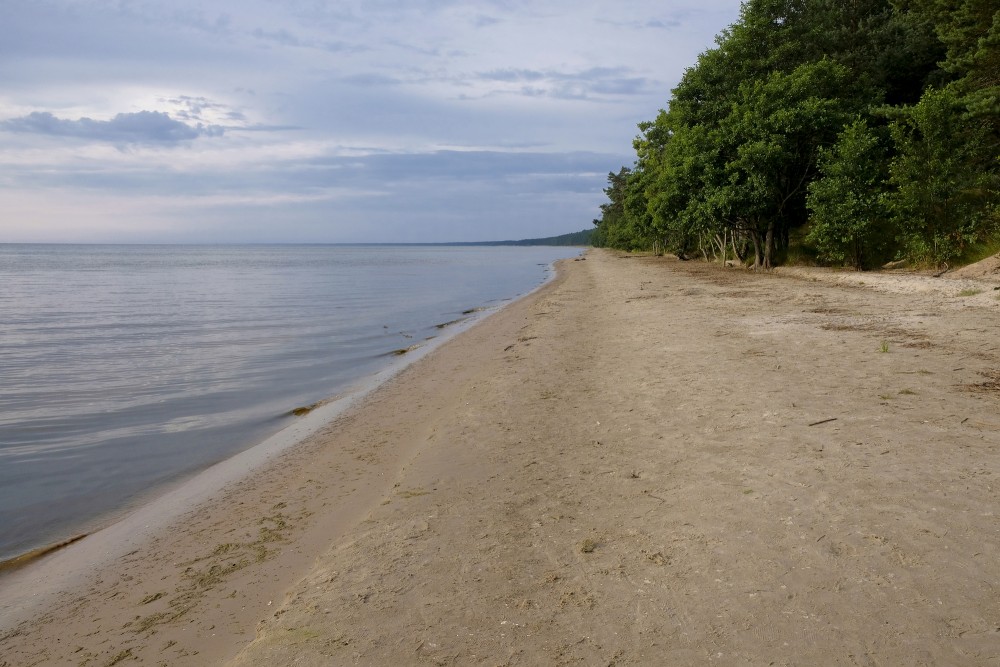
[0, 229, 595, 247]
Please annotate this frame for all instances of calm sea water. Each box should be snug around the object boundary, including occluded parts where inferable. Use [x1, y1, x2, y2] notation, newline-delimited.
[0, 244, 581, 562]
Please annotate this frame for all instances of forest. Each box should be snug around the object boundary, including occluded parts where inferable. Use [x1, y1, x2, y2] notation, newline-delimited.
[591, 0, 998, 270]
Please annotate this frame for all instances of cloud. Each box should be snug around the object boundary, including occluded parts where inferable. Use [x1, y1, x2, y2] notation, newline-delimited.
[475, 66, 653, 100]
[598, 16, 685, 30]
[1, 111, 223, 145]
[0, 0, 747, 242]
[251, 27, 304, 47]
[341, 73, 404, 86]
[6, 145, 617, 198]
[645, 18, 683, 29]
[474, 14, 501, 27]
[0, 141, 625, 242]
[479, 69, 547, 83]
[163, 96, 248, 124]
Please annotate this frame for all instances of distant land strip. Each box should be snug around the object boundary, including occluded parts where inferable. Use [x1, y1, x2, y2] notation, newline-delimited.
[437, 228, 593, 247]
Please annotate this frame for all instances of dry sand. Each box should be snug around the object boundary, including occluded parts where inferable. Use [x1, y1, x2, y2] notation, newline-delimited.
[2, 248, 1000, 666]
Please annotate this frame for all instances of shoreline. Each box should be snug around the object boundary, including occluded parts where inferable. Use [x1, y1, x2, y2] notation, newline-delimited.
[4, 249, 1000, 665]
[0, 244, 577, 568]
[0, 302, 480, 589]
[0, 254, 574, 663]
[0, 256, 568, 576]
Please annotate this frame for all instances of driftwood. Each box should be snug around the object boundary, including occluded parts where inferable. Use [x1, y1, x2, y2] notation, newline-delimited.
[882, 259, 909, 270]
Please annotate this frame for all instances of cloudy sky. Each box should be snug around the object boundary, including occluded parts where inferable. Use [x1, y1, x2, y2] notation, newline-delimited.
[0, 1, 742, 243]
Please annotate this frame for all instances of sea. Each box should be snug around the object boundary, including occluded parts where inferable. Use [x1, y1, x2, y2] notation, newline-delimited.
[0, 244, 582, 563]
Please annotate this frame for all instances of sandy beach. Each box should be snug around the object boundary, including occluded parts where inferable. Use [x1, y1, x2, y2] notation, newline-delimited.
[3, 248, 1000, 665]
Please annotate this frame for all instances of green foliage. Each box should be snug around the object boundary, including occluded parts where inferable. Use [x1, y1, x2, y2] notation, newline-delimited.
[720, 59, 857, 267]
[642, 114, 723, 257]
[888, 86, 998, 265]
[595, 167, 642, 251]
[807, 119, 892, 269]
[591, 0, 999, 270]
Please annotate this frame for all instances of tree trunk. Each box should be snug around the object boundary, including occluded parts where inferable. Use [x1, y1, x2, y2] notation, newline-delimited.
[698, 235, 709, 261]
[763, 219, 775, 270]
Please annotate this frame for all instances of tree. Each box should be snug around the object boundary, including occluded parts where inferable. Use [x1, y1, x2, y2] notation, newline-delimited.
[720, 59, 856, 268]
[593, 167, 630, 249]
[889, 86, 997, 264]
[592, 167, 653, 251]
[592, 0, 997, 268]
[807, 118, 892, 269]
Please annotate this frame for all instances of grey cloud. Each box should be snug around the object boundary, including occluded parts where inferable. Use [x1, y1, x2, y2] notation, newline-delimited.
[598, 15, 686, 31]
[1, 2, 236, 65]
[2, 142, 627, 242]
[164, 96, 246, 123]
[238, 123, 304, 132]
[588, 78, 650, 96]
[1, 111, 223, 145]
[292, 150, 618, 196]
[0, 0, 744, 242]
[386, 39, 443, 58]
[646, 19, 682, 29]
[575, 66, 634, 79]
[480, 69, 547, 83]
[250, 27, 368, 55]
[324, 41, 367, 53]
[251, 27, 304, 47]
[286, 72, 637, 153]
[166, 8, 234, 35]
[477, 66, 652, 99]
[10, 147, 618, 199]
[518, 87, 548, 98]
[342, 73, 404, 86]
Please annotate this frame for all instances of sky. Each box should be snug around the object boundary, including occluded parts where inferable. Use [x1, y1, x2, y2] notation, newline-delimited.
[0, 0, 743, 243]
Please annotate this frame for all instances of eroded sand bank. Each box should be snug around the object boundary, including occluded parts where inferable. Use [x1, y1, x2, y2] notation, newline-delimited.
[3, 249, 999, 665]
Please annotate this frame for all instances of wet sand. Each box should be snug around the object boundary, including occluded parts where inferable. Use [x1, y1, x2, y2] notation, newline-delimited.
[2, 249, 1000, 665]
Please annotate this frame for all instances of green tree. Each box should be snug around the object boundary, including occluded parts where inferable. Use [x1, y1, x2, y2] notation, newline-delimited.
[807, 119, 892, 269]
[720, 59, 856, 268]
[592, 167, 654, 251]
[593, 167, 630, 249]
[593, 0, 997, 268]
[889, 86, 997, 264]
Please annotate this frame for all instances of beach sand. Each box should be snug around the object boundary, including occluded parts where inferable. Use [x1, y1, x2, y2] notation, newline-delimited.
[2, 248, 1000, 665]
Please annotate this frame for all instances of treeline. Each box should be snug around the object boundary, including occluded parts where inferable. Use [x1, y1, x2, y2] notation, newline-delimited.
[447, 229, 594, 246]
[591, 0, 998, 269]
[505, 229, 594, 246]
